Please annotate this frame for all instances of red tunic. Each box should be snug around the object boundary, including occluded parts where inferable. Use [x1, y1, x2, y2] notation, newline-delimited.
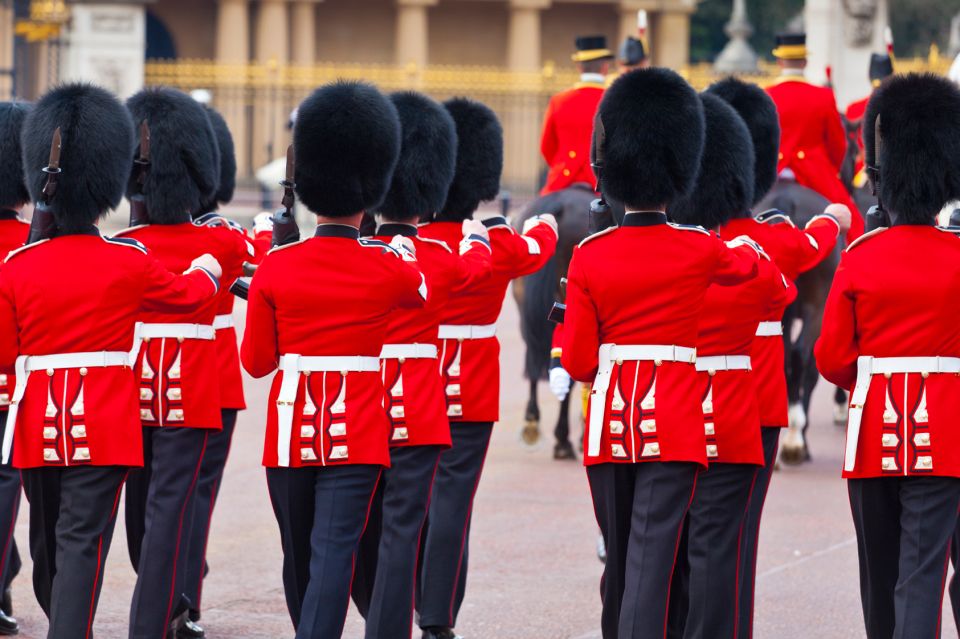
[0, 231, 217, 468]
[374, 224, 491, 448]
[695, 250, 795, 465]
[816, 226, 960, 479]
[725, 214, 839, 428]
[116, 222, 250, 430]
[241, 225, 427, 468]
[845, 96, 869, 177]
[561, 213, 759, 467]
[766, 76, 863, 239]
[0, 212, 29, 410]
[419, 217, 557, 423]
[539, 80, 604, 195]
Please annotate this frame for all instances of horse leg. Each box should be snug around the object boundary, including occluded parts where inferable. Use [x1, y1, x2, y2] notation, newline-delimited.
[521, 377, 541, 446]
[833, 386, 849, 425]
[799, 350, 821, 462]
[781, 342, 807, 466]
[553, 391, 576, 460]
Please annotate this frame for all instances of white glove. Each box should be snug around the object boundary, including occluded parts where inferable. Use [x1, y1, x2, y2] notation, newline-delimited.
[523, 213, 558, 237]
[389, 235, 417, 262]
[253, 212, 274, 234]
[821, 203, 852, 235]
[190, 253, 223, 280]
[461, 219, 490, 243]
[549, 366, 573, 401]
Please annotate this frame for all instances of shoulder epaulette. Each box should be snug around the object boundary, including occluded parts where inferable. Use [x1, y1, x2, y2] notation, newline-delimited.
[845, 227, 887, 252]
[577, 226, 616, 248]
[13, 217, 28, 225]
[935, 226, 960, 237]
[112, 224, 148, 237]
[667, 222, 710, 236]
[103, 236, 147, 254]
[756, 210, 796, 227]
[4, 239, 48, 263]
[418, 236, 453, 253]
[358, 238, 401, 257]
[482, 216, 512, 231]
[266, 238, 307, 255]
[192, 212, 222, 227]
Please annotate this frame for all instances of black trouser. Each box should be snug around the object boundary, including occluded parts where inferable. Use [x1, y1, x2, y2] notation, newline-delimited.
[587, 462, 699, 639]
[417, 422, 493, 629]
[22, 465, 128, 639]
[184, 409, 238, 620]
[267, 463, 381, 639]
[353, 445, 442, 639]
[125, 426, 209, 639]
[735, 428, 779, 639]
[849, 476, 960, 639]
[0, 413, 20, 597]
[950, 521, 960, 630]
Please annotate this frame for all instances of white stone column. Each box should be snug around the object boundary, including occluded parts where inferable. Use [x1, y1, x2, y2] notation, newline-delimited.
[507, 0, 550, 72]
[61, 3, 147, 98]
[253, 0, 290, 174]
[395, 0, 436, 69]
[291, 1, 317, 66]
[216, 0, 250, 176]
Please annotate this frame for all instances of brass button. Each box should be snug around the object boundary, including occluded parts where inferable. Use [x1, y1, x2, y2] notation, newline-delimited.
[46, 368, 54, 377]
[921, 371, 929, 379]
[797, 150, 806, 159]
[778, 152, 784, 160]
[177, 337, 184, 343]
[654, 359, 662, 367]
[398, 357, 406, 364]
[884, 372, 892, 379]
[79, 367, 88, 376]
[562, 169, 571, 177]
[708, 369, 717, 377]
[568, 150, 577, 159]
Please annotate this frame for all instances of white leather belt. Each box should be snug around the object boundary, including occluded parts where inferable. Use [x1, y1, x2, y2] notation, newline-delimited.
[695, 355, 752, 373]
[845, 356, 960, 471]
[3, 350, 133, 463]
[588, 344, 697, 457]
[437, 324, 496, 340]
[213, 315, 235, 330]
[140, 323, 215, 341]
[379, 344, 438, 360]
[275, 354, 380, 467]
[755, 321, 783, 337]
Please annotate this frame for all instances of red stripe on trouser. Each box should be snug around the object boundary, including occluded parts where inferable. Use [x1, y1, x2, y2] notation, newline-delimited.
[0, 483, 19, 589]
[731, 469, 760, 639]
[192, 473, 221, 611]
[86, 470, 129, 639]
[448, 435, 493, 622]
[937, 504, 960, 632]
[343, 469, 384, 632]
[160, 433, 209, 639]
[662, 471, 699, 639]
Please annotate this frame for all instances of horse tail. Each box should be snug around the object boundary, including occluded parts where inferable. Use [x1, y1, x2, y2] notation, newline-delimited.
[520, 253, 558, 381]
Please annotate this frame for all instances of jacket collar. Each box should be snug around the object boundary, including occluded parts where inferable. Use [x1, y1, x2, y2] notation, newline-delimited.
[377, 223, 418, 237]
[314, 224, 360, 239]
[622, 211, 668, 227]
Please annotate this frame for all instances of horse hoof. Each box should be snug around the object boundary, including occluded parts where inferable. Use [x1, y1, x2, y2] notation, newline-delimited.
[833, 403, 849, 426]
[521, 421, 540, 446]
[779, 445, 806, 466]
[554, 441, 577, 460]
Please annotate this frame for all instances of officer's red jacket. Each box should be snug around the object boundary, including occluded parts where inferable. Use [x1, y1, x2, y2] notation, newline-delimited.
[0, 212, 29, 410]
[695, 249, 795, 465]
[193, 213, 262, 411]
[419, 216, 557, 423]
[766, 76, 863, 239]
[117, 222, 250, 430]
[561, 213, 760, 467]
[724, 214, 840, 427]
[241, 224, 427, 468]
[845, 96, 869, 177]
[0, 230, 218, 468]
[539, 80, 604, 195]
[816, 226, 960, 478]
[374, 223, 492, 448]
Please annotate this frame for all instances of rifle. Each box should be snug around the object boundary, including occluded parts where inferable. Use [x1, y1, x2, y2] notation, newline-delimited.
[548, 277, 567, 324]
[865, 114, 890, 232]
[27, 127, 62, 244]
[129, 120, 151, 227]
[271, 145, 300, 247]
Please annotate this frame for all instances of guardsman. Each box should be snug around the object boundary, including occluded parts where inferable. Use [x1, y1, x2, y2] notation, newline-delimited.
[617, 38, 648, 73]
[241, 81, 427, 639]
[0, 83, 221, 639]
[560, 68, 760, 639]
[705, 77, 849, 638]
[539, 35, 613, 195]
[0, 102, 31, 636]
[816, 73, 960, 639]
[181, 105, 258, 639]
[350, 90, 493, 639]
[116, 87, 250, 639]
[417, 98, 558, 639]
[666, 92, 794, 639]
[844, 53, 894, 182]
[766, 32, 863, 240]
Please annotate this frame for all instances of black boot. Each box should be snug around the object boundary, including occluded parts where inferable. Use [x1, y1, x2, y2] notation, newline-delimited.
[422, 628, 462, 639]
[0, 608, 18, 636]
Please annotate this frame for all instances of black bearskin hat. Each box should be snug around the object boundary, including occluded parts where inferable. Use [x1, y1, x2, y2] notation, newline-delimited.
[597, 68, 705, 209]
[437, 97, 503, 222]
[706, 77, 780, 208]
[0, 102, 31, 209]
[377, 91, 457, 221]
[864, 73, 960, 224]
[126, 87, 220, 223]
[294, 81, 401, 217]
[669, 93, 755, 229]
[21, 84, 134, 232]
[200, 105, 236, 211]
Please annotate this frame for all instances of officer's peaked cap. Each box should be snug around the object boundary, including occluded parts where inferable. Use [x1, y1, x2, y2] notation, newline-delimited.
[202, 105, 236, 210]
[126, 86, 220, 224]
[706, 77, 780, 207]
[0, 101, 31, 209]
[669, 93, 754, 229]
[597, 68, 705, 208]
[294, 81, 401, 217]
[377, 91, 457, 222]
[22, 83, 134, 232]
[437, 97, 503, 222]
[864, 73, 960, 224]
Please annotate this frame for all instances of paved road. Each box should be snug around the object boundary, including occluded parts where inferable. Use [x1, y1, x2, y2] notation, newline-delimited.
[8, 297, 960, 638]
